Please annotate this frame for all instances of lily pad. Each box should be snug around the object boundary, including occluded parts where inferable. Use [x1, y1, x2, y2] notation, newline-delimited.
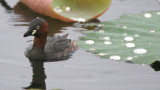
[76, 11, 160, 65]
[20, 0, 111, 22]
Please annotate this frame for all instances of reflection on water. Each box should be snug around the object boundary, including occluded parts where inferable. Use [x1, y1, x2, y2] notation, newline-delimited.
[0, 0, 12, 12]
[24, 61, 46, 90]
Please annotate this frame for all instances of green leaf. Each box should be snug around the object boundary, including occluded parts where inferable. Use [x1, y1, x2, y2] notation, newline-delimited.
[52, 89, 64, 90]
[52, 0, 111, 22]
[76, 11, 160, 65]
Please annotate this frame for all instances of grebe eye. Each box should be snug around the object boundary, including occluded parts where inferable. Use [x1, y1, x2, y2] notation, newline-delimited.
[36, 26, 40, 29]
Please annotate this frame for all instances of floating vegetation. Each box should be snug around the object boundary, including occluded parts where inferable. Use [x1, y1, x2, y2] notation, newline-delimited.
[76, 11, 160, 65]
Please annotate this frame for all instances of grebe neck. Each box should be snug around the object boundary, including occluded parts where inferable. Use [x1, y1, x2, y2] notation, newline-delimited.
[33, 22, 48, 50]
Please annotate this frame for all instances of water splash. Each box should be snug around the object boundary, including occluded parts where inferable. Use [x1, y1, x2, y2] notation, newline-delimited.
[85, 40, 95, 45]
[133, 48, 147, 54]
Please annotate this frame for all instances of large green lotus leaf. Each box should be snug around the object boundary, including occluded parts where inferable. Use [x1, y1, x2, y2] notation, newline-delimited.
[76, 11, 160, 65]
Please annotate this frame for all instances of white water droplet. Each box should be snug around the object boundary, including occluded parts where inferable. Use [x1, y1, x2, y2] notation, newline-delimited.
[124, 36, 134, 41]
[85, 40, 95, 45]
[104, 41, 112, 45]
[65, 7, 70, 11]
[156, 12, 160, 15]
[133, 48, 147, 54]
[99, 30, 105, 33]
[125, 43, 135, 48]
[123, 26, 127, 29]
[98, 24, 104, 27]
[110, 55, 121, 61]
[126, 57, 133, 61]
[90, 48, 96, 51]
[134, 34, 139, 37]
[54, 7, 63, 13]
[144, 13, 152, 18]
[123, 33, 127, 36]
[69, 17, 86, 22]
[103, 37, 110, 40]
[150, 30, 156, 33]
[99, 53, 107, 56]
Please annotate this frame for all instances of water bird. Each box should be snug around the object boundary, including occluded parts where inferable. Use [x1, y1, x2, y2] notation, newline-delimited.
[24, 17, 78, 61]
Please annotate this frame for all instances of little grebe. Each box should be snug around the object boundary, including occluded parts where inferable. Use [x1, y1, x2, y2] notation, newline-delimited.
[24, 17, 78, 61]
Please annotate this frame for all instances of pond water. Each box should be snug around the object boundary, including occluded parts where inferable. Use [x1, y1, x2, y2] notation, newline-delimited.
[0, 0, 160, 90]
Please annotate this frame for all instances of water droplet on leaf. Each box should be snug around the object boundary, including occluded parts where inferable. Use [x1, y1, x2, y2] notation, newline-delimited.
[90, 48, 96, 51]
[133, 48, 147, 54]
[69, 17, 86, 22]
[99, 30, 105, 33]
[110, 55, 121, 61]
[98, 24, 104, 27]
[85, 40, 95, 45]
[123, 33, 127, 36]
[54, 7, 63, 13]
[124, 36, 134, 41]
[65, 7, 70, 11]
[104, 41, 112, 45]
[99, 53, 107, 56]
[156, 12, 160, 15]
[134, 34, 139, 37]
[123, 26, 127, 29]
[125, 43, 135, 48]
[144, 13, 152, 18]
[150, 30, 156, 33]
[103, 37, 110, 40]
[126, 57, 133, 61]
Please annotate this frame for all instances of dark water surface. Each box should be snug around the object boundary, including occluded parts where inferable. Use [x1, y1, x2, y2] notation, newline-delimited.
[0, 0, 160, 90]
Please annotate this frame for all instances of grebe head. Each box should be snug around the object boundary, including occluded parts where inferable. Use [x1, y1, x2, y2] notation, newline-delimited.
[24, 17, 47, 37]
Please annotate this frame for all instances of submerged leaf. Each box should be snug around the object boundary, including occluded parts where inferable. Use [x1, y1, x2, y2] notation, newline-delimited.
[76, 11, 160, 65]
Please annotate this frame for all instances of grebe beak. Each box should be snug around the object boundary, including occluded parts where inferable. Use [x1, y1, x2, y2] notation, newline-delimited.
[24, 29, 32, 37]
[24, 33, 31, 37]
